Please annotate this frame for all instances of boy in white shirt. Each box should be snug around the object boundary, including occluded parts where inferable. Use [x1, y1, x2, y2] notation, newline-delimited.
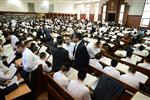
[120, 67, 139, 89]
[53, 66, 70, 90]
[89, 53, 103, 71]
[67, 72, 91, 100]
[39, 52, 52, 73]
[104, 59, 120, 79]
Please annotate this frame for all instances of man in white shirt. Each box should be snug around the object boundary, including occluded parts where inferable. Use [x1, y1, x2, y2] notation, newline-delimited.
[39, 52, 52, 73]
[138, 56, 150, 70]
[4, 32, 19, 49]
[87, 38, 102, 58]
[89, 53, 103, 71]
[15, 41, 39, 83]
[67, 72, 91, 100]
[63, 35, 75, 60]
[120, 67, 139, 89]
[53, 66, 70, 90]
[103, 59, 120, 79]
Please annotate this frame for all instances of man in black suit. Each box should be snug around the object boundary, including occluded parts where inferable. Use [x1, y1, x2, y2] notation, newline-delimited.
[43, 27, 53, 45]
[72, 32, 90, 73]
[36, 25, 45, 42]
[51, 36, 69, 72]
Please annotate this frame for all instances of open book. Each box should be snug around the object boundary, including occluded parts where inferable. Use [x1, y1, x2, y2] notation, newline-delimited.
[134, 71, 148, 84]
[67, 68, 98, 90]
[6, 53, 16, 64]
[38, 45, 47, 53]
[7, 64, 17, 79]
[3, 44, 14, 57]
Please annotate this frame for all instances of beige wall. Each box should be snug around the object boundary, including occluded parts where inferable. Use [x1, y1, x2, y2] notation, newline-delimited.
[0, 0, 74, 13]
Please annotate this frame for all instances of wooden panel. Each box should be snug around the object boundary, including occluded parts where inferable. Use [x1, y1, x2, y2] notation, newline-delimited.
[126, 15, 142, 29]
[80, 14, 86, 20]
[89, 14, 94, 22]
[98, 14, 101, 21]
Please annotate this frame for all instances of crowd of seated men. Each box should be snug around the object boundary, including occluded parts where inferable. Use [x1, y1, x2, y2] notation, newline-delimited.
[0, 16, 150, 100]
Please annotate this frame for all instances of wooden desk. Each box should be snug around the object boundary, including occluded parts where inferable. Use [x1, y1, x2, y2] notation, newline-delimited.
[5, 84, 31, 100]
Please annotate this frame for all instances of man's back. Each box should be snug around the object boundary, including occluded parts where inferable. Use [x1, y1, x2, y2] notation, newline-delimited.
[52, 47, 69, 72]
[104, 66, 120, 79]
[67, 80, 91, 100]
[74, 41, 90, 73]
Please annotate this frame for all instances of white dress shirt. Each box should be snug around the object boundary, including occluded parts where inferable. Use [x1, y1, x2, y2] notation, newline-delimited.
[87, 42, 101, 58]
[63, 42, 75, 60]
[89, 59, 103, 71]
[38, 59, 52, 73]
[53, 71, 69, 90]
[67, 80, 91, 100]
[10, 35, 19, 49]
[138, 62, 150, 70]
[22, 48, 39, 72]
[120, 73, 139, 89]
[103, 66, 120, 79]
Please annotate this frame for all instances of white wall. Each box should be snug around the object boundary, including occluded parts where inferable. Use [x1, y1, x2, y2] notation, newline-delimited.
[0, 0, 28, 12]
[53, 1, 74, 14]
[0, 0, 74, 13]
[125, 0, 145, 15]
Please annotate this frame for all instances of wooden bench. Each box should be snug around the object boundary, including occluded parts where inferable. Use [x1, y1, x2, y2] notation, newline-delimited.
[46, 74, 75, 100]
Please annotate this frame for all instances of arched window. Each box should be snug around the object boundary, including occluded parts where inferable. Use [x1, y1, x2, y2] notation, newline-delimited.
[94, 3, 99, 21]
[140, 0, 150, 27]
[102, 5, 107, 23]
[86, 4, 90, 20]
[118, 4, 125, 24]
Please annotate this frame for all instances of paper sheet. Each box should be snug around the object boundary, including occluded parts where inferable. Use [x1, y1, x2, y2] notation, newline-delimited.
[99, 57, 111, 66]
[27, 37, 33, 41]
[116, 63, 129, 73]
[39, 45, 47, 53]
[134, 72, 148, 84]
[7, 64, 17, 78]
[47, 55, 53, 64]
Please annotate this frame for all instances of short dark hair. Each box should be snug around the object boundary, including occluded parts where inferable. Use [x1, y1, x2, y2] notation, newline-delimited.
[111, 59, 118, 67]
[78, 72, 86, 81]
[74, 32, 82, 40]
[15, 41, 24, 48]
[30, 45, 38, 53]
[40, 52, 46, 59]
[57, 36, 64, 45]
[126, 51, 133, 57]
[145, 56, 150, 63]
[95, 53, 102, 60]
[60, 66, 70, 72]
[139, 45, 145, 51]
[128, 67, 136, 74]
